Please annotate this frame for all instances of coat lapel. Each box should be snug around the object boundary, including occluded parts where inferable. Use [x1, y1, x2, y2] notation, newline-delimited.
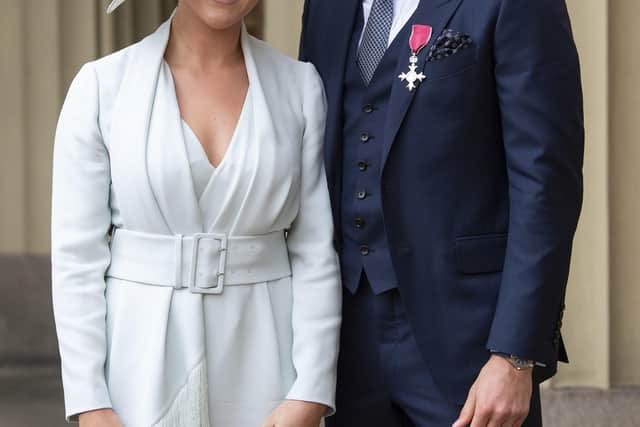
[109, 13, 202, 235]
[322, 0, 360, 188]
[381, 0, 463, 169]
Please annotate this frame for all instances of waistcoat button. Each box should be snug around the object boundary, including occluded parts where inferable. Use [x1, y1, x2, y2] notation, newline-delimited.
[362, 104, 374, 113]
[358, 161, 368, 171]
[357, 190, 367, 200]
[355, 217, 365, 228]
[360, 132, 370, 142]
[359, 245, 370, 256]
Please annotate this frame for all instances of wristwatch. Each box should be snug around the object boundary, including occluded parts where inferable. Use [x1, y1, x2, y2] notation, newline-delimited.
[494, 353, 535, 371]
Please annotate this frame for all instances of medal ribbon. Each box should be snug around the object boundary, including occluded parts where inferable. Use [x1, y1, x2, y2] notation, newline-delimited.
[409, 25, 433, 55]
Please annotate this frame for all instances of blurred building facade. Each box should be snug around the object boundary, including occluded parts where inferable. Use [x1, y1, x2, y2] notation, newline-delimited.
[0, 0, 638, 391]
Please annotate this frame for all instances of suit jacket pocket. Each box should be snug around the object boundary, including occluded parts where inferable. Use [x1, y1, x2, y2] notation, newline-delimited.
[425, 46, 476, 80]
[455, 233, 508, 274]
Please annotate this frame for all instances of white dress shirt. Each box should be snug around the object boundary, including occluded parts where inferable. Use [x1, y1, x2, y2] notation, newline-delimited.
[360, 0, 421, 47]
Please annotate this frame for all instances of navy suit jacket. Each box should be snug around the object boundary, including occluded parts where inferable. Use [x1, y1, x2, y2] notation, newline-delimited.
[300, 0, 584, 403]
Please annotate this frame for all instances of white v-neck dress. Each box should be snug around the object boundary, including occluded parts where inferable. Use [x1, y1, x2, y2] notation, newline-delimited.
[166, 65, 294, 426]
[52, 16, 341, 427]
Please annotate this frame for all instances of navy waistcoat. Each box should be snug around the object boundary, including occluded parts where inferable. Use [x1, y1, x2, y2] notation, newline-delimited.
[340, 10, 410, 294]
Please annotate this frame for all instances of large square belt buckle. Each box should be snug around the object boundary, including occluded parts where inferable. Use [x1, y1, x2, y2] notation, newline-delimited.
[188, 233, 228, 295]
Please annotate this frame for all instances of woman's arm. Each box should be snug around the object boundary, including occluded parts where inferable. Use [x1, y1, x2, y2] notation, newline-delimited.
[284, 63, 342, 414]
[51, 62, 114, 422]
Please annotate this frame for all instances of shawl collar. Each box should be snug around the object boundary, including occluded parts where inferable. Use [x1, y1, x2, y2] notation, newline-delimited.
[109, 17, 177, 234]
[109, 15, 266, 236]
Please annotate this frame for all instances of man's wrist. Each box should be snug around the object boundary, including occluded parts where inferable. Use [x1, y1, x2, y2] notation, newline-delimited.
[490, 351, 536, 370]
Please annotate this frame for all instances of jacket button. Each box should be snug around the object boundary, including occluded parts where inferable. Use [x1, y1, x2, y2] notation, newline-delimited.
[362, 104, 374, 113]
[360, 245, 370, 256]
[360, 132, 370, 142]
[357, 190, 367, 200]
[355, 217, 365, 229]
[358, 161, 368, 171]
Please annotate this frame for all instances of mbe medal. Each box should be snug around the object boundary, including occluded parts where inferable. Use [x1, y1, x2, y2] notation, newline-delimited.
[399, 25, 433, 91]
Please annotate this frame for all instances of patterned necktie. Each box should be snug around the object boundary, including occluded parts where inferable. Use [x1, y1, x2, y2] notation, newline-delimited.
[358, 0, 394, 85]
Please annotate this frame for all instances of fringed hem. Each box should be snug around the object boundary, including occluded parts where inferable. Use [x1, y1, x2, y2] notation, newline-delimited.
[152, 358, 210, 427]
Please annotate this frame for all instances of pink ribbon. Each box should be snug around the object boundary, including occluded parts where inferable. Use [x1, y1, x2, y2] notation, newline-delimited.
[409, 24, 433, 55]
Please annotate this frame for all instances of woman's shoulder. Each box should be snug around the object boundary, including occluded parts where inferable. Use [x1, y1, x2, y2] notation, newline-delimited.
[65, 40, 142, 117]
[65, 45, 134, 104]
[60, 40, 142, 141]
[247, 34, 321, 90]
[247, 34, 302, 69]
[90, 41, 138, 82]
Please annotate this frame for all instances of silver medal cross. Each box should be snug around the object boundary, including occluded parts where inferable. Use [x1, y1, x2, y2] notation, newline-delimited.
[398, 54, 426, 91]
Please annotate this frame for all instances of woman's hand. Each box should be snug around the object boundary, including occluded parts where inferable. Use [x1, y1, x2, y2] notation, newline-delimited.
[78, 408, 123, 427]
[261, 400, 328, 427]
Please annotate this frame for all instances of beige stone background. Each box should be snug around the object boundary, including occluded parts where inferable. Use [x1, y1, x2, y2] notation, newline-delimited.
[0, 0, 639, 425]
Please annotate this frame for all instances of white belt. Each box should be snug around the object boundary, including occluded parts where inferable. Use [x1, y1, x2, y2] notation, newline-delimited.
[106, 229, 292, 294]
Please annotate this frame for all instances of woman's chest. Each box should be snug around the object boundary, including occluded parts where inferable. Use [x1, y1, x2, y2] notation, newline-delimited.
[102, 91, 305, 231]
[170, 64, 250, 168]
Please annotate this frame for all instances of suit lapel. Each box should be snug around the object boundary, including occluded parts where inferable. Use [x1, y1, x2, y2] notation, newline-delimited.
[381, 0, 463, 169]
[322, 0, 360, 187]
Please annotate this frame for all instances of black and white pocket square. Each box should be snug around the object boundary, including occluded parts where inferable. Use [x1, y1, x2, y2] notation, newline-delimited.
[427, 29, 473, 62]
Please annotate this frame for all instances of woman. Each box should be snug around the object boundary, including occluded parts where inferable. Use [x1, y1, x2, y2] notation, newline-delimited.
[51, 0, 341, 426]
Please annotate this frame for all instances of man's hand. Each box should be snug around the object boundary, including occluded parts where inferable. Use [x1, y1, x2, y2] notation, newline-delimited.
[261, 399, 328, 427]
[452, 355, 533, 427]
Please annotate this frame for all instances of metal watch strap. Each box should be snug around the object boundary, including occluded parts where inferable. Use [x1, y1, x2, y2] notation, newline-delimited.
[493, 352, 535, 371]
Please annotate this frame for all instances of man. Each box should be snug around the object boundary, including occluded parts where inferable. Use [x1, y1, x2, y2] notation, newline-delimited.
[299, 0, 583, 426]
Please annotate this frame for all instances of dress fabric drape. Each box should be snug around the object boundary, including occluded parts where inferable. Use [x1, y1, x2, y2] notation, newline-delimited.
[174, 70, 295, 425]
[181, 118, 216, 200]
[52, 13, 341, 427]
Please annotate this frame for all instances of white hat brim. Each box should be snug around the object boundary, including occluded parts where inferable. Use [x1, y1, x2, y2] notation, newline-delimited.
[106, 0, 127, 14]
